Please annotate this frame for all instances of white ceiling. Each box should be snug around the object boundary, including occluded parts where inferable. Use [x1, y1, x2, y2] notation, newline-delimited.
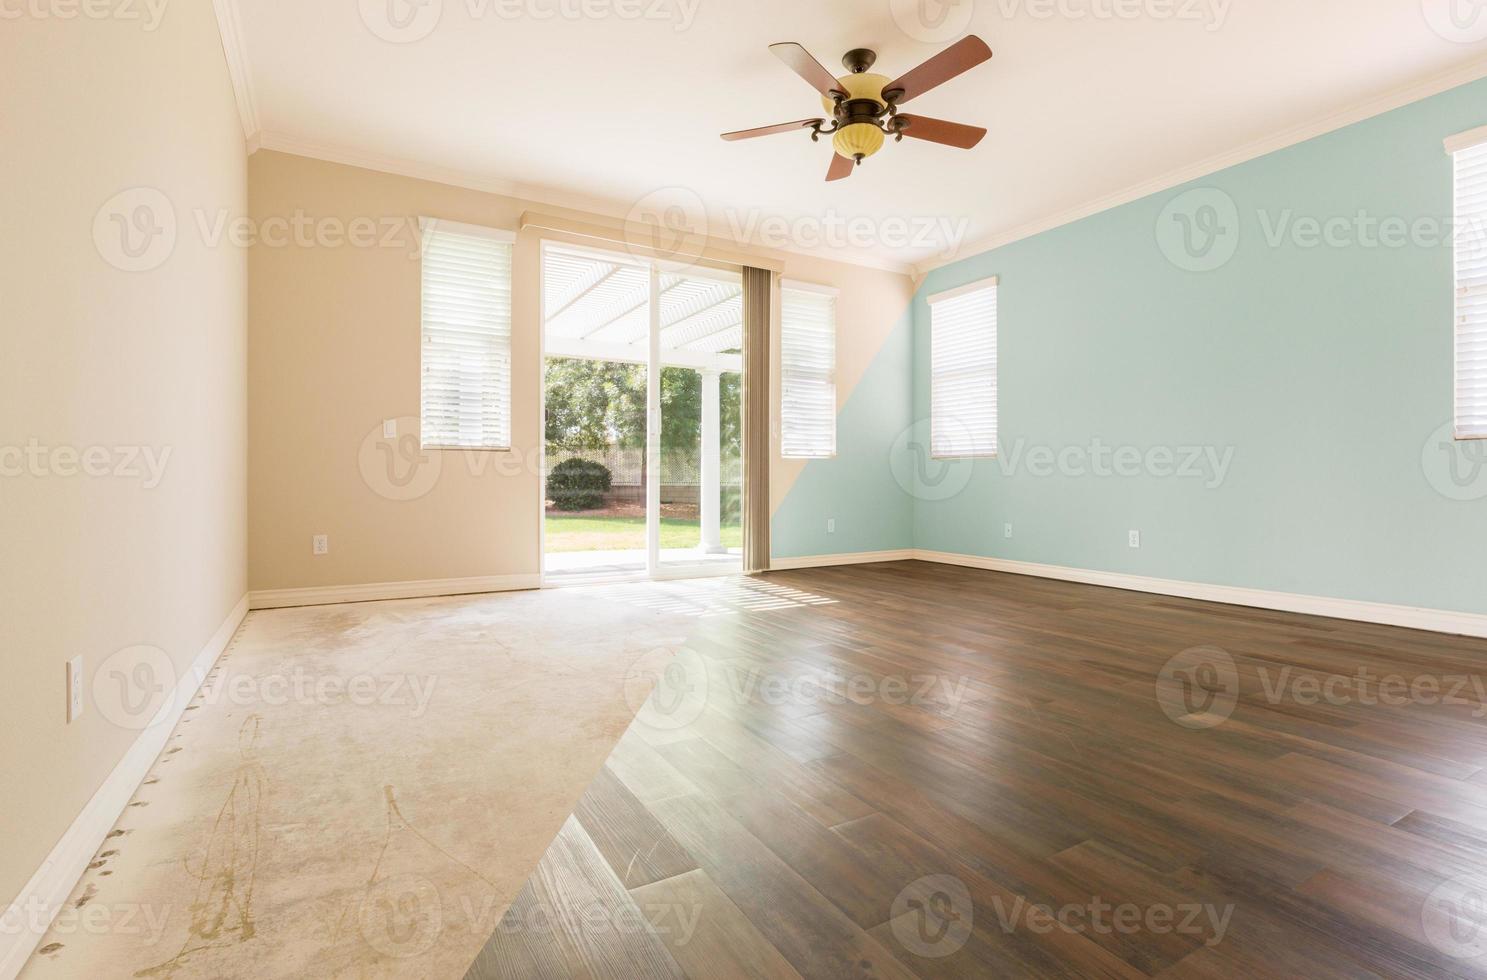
[233, 0, 1487, 271]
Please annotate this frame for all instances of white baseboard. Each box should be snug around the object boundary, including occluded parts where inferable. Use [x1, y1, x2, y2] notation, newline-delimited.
[769, 549, 916, 571]
[248, 574, 541, 610]
[0, 594, 249, 980]
[767, 548, 1487, 639]
[913, 550, 1487, 640]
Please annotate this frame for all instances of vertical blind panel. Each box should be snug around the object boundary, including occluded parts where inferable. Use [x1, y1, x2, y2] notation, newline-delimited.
[1456, 141, 1487, 438]
[421, 225, 514, 449]
[931, 283, 998, 457]
[780, 288, 837, 458]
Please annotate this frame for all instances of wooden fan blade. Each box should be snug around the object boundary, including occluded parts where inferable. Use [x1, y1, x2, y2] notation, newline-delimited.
[896, 114, 987, 149]
[770, 42, 847, 100]
[883, 35, 992, 104]
[721, 119, 823, 141]
[826, 153, 854, 181]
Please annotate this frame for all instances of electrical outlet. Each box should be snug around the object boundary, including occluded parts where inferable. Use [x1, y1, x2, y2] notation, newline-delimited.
[1128, 529, 1141, 549]
[312, 534, 329, 555]
[67, 656, 84, 723]
[1004, 523, 1013, 539]
[382, 418, 397, 439]
[826, 518, 836, 533]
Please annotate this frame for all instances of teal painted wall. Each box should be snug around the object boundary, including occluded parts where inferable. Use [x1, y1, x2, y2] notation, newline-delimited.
[912, 77, 1487, 615]
[772, 312, 916, 559]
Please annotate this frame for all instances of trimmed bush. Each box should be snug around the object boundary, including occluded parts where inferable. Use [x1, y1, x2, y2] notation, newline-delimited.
[548, 457, 613, 511]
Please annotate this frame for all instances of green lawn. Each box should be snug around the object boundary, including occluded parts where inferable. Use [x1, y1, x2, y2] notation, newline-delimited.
[545, 514, 742, 552]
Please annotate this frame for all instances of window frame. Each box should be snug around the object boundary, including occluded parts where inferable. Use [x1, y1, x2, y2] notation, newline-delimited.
[1447, 126, 1487, 441]
[927, 274, 999, 460]
[418, 216, 517, 452]
[778, 278, 839, 460]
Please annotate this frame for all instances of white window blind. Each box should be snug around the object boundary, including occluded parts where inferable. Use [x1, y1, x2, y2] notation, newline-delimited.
[1452, 136, 1487, 439]
[930, 277, 998, 457]
[420, 219, 514, 449]
[780, 284, 837, 458]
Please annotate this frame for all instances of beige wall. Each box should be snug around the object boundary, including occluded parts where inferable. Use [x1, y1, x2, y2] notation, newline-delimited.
[0, 5, 248, 907]
[248, 150, 912, 592]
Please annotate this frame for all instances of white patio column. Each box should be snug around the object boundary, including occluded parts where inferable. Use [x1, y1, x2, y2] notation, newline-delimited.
[700, 367, 723, 553]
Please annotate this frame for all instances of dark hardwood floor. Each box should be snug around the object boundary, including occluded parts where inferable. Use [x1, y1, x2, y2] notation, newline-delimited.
[464, 561, 1487, 978]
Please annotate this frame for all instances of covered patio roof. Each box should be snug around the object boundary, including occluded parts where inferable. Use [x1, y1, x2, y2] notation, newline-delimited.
[542, 243, 743, 373]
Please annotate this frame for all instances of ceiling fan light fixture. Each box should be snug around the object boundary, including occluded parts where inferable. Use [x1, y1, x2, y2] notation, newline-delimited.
[831, 122, 884, 162]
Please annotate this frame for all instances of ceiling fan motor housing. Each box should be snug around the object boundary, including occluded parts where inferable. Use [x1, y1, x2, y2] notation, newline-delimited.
[821, 71, 891, 161]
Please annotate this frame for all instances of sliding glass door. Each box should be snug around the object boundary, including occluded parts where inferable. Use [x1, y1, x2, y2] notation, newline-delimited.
[540, 242, 743, 583]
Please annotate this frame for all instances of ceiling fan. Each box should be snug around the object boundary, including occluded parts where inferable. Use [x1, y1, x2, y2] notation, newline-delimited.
[721, 36, 992, 181]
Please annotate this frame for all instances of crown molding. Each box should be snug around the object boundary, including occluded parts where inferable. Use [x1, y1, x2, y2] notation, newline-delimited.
[250, 132, 917, 278]
[911, 53, 1487, 279]
[210, 0, 259, 144]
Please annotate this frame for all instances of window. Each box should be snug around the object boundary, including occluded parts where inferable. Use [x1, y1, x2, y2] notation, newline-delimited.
[1449, 129, 1487, 439]
[929, 276, 998, 457]
[420, 218, 514, 449]
[780, 282, 837, 458]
